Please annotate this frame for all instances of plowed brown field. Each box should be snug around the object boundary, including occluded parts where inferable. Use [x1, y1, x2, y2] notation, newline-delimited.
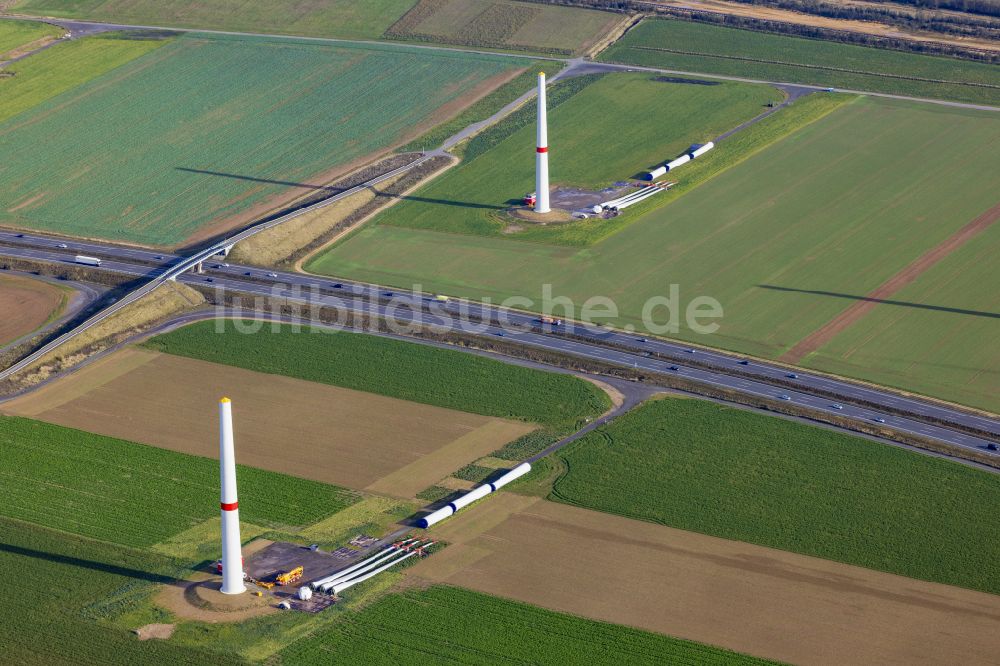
[0, 273, 66, 345]
[412, 496, 1000, 666]
[2, 350, 532, 493]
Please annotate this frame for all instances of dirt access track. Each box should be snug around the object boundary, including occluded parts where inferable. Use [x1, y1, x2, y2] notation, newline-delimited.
[0, 272, 67, 345]
[1, 349, 532, 495]
[783, 199, 1000, 363]
[411, 495, 1000, 666]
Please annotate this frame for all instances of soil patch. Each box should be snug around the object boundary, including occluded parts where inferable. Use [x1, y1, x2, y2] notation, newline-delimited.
[508, 207, 573, 225]
[2, 350, 530, 491]
[411, 497, 1000, 666]
[135, 623, 175, 640]
[782, 200, 1000, 363]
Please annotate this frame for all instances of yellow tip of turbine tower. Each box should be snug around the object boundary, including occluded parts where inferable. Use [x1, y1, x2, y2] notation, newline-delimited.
[220, 397, 231, 404]
[539, 71, 545, 76]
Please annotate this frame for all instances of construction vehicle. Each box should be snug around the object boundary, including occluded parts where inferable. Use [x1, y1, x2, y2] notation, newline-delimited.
[539, 316, 563, 326]
[276, 566, 304, 586]
[523, 192, 537, 206]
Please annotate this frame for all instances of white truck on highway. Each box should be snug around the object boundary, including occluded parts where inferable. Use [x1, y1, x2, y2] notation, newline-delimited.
[74, 255, 102, 267]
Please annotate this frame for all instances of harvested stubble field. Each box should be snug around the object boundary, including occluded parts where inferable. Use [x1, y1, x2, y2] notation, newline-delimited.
[0, 30, 167, 124]
[11, 0, 415, 40]
[316, 96, 1000, 411]
[414, 495, 1000, 666]
[0, 415, 357, 547]
[3, 348, 533, 494]
[550, 397, 1000, 595]
[384, 0, 622, 55]
[358, 72, 781, 243]
[600, 18, 1000, 105]
[0, 272, 68, 345]
[278, 584, 775, 664]
[0, 32, 517, 245]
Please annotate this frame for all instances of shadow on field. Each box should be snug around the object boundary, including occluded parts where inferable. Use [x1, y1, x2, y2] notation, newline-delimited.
[176, 167, 498, 210]
[372, 187, 500, 210]
[758, 285, 1000, 320]
[0, 543, 174, 584]
[176, 167, 341, 192]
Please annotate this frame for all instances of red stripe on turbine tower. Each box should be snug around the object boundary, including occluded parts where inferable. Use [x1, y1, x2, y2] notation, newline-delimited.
[221, 501, 238, 511]
[536, 147, 548, 153]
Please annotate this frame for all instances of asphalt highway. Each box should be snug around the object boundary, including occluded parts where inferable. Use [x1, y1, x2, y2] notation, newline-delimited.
[2, 239, 997, 457]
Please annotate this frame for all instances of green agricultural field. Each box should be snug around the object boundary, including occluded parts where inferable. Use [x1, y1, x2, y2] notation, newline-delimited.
[550, 397, 1000, 595]
[144, 320, 609, 430]
[314, 96, 1000, 411]
[0, 31, 167, 124]
[600, 19, 1000, 106]
[11, 0, 415, 40]
[279, 585, 776, 664]
[0, 518, 240, 665]
[0, 17, 60, 56]
[384, 0, 621, 55]
[367, 72, 782, 242]
[0, 32, 517, 246]
[803, 216, 1000, 413]
[0, 416, 358, 546]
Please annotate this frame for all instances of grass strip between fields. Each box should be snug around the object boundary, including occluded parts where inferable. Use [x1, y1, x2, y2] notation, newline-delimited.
[142, 320, 610, 430]
[549, 397, 1000, 595]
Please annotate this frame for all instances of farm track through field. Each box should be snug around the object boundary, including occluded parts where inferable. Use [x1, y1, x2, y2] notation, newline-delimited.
[783, 199, 1000, 363]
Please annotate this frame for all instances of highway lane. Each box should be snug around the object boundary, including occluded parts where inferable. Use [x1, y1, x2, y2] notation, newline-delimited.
[3, 236, 999, 441]
[169, 269, 1000, 457]
[2, 245, 997, 456]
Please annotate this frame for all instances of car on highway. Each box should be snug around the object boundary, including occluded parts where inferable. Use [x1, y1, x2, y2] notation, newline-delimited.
[384, 291, 394, 297]
[637, 337, 648, 343]
[779, 394, 791, 401]
[669, 365, 679, 371]
[787, 373, 799, 379]
[15, 233, 24, 238]
[831, 403, 844, 410]
[738, 360, 749, 365]
[873, 417, 886, 423]
[267, 272, 278, 278]
[332, 283, 343, 289]
[686, 348, 696, 354]
[57, 243, 68, 248]
[205, 277, 214, 282]
[495, 331, 505, 337]
[986, 443, 997, 451]
[154, 255, 163, 260]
